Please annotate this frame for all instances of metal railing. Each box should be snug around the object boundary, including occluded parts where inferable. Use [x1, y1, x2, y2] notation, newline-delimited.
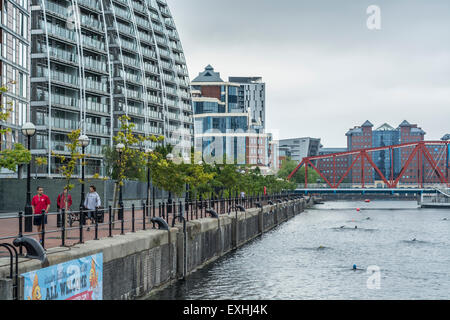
[0, 193, 300, 252]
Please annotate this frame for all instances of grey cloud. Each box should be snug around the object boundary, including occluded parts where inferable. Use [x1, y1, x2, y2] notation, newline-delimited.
[169, 0, 450, 146]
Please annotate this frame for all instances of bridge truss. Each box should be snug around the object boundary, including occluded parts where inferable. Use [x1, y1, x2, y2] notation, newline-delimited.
[287, 141, 450, 188]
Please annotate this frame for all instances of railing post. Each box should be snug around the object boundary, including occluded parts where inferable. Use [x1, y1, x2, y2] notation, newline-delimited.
[153, 199, 156, 218]
[79, 208, 84, 244]
[61, 209, 66, 247]
[121, 208, 125, 235]
[119, 202, 124, 221]
[142, 201, 146, 231]
[41, 210, 46, 249]
[132, 204, 135, 233]
[163, 202, 166, 220]
[195, 199, 198, 220]
[108, 206, 112, 238]
[94, 207, 99, 240]
[18, 212, 23, 256]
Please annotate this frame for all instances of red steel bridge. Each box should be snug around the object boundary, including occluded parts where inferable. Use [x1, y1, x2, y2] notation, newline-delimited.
[288, 141, 450, 189]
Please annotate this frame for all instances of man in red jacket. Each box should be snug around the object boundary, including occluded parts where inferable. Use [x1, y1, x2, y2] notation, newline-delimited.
[57, 187, 72, 228]
[31, 186, 51, 244]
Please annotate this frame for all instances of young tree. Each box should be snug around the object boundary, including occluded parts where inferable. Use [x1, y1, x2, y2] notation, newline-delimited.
[52, 129, 85, 192]
[104, 115, 163, 210]
[34, 157, 48, 178]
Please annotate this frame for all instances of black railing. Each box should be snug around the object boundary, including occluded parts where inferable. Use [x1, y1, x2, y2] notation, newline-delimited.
[0, 193, 300, 252]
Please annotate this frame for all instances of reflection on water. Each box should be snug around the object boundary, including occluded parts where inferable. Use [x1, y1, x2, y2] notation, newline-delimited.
[148, 201, 450, 300]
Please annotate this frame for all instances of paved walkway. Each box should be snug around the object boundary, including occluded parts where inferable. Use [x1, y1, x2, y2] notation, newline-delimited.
[0, 200, 250, 257]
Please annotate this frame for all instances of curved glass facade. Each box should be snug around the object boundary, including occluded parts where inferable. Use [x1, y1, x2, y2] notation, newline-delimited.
[30, 0, 193, 176]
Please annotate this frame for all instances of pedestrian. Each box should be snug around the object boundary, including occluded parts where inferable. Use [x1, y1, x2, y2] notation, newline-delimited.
[83, 185, 101, 231]
[31, 186, 51, 244]
[56, 187, 72, 228]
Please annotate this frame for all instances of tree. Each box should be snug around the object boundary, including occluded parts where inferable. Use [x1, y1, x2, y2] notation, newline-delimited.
[181, 154, 215, 200]
[148, 144, 187, 199]
[0, 83, 31, 172]
[34, 157, 48, 178]
[52, 129, 85, 192]
[104, 115, 163, 209]
[277, 158, 320, 186]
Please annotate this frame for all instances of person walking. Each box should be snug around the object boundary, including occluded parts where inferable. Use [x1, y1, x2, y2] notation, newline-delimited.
[31, 186, 51, 244]
[83, 185, 101, 231]
[56, 187, 72, 228]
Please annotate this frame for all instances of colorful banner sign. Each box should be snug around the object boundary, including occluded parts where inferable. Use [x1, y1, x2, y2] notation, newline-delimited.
[22, 253, 103, 300]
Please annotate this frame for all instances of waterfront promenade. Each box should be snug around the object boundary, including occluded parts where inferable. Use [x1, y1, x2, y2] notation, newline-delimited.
[0, 197, 309, 300]
[0, 195, 292, 257]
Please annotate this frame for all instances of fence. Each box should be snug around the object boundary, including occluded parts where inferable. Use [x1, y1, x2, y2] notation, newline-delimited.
[0, 193, 300, 252]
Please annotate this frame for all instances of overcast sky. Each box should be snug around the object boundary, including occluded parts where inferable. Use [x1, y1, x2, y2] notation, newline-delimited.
[169, 0, 450, 147]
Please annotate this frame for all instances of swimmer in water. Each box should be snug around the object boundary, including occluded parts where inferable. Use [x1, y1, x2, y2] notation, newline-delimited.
[355, 226, 358, 229]
[366, 217, 371, 220]
[412, 238, 417, 242]
[352, 264, 364, 271]
[340, 225, 345, 229]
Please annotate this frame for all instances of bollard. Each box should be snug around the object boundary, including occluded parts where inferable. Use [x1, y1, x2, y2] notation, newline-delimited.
[61, 209, 66, 246]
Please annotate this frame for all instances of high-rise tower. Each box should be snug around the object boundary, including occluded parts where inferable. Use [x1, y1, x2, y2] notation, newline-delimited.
[30, 0, 193, 176]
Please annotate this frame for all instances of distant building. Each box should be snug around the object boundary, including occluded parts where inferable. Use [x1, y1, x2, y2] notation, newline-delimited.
[441, 134, 450, 141]
[192, 66, 270, 168]
[278, 145, 292, 168]
[228, 77, 265, 133]
[372, 123, 401, 182]
[316, 148, 348, 184]
[278, 137, 321, 164]
[345, 120, 447, 185]
[267, 134, 279, 173]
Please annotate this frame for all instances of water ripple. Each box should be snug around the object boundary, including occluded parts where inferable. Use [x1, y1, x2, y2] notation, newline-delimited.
[149, 201, 450, 300]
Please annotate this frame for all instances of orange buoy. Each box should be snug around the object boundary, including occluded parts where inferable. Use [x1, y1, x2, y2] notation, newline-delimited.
[356, 208, 361, 212]
[365, 199, 371, 203]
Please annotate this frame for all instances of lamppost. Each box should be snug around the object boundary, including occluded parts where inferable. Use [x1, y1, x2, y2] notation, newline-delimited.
[22, 122, 36, 233]
[116, 143, 125, 220]
[183, 156, 191, 208]
[166, 153, 174, 214]
[78, 135, 90, 210]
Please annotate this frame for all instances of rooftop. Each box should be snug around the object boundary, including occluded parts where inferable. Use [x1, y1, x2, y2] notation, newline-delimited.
[192, 65, 224, 83]
[376, 123, 395, 131]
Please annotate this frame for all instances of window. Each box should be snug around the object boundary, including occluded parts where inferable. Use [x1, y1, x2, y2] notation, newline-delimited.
[19, 72, 26, 98]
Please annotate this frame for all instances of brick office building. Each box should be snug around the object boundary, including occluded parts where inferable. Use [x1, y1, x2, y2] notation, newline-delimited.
[344, 120, 446, 185]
